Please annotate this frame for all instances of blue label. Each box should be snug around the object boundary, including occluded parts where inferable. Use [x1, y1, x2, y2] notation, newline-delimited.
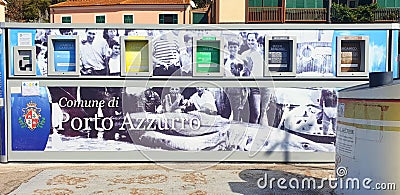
[11, 88, 51, 151]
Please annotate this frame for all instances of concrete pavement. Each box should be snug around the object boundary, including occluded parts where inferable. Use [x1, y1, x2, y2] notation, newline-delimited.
[1, 163, 335, 194]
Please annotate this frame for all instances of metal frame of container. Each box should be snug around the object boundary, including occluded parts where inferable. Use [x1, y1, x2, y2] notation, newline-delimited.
[47, 35, 80, 76]
[120, 36, 153, 77]
[0, 27, 5, 162]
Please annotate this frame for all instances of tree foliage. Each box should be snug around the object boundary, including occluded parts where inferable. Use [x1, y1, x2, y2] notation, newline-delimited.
[6, 0, 211, 22]
[5, 0, 24, 22]
[192, 0, 211, 8]
[6, 0, 63, 22]
[331, 3, 378, 23]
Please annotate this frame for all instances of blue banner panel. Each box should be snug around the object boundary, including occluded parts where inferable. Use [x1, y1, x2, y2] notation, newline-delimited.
[11, 88, 51, 151]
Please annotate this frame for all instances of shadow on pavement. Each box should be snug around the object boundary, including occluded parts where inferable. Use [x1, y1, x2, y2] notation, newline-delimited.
[229, 169, 335, 194]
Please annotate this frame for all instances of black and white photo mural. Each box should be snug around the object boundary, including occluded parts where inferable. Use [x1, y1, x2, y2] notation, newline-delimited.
[30, 28, 337, 77]
[45, 86, 337, 152]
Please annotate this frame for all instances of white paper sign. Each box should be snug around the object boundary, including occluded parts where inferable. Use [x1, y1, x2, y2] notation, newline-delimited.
[336, 124, 356, 158]
[18, 33, 32, 46]
[22, 81, 40, 96]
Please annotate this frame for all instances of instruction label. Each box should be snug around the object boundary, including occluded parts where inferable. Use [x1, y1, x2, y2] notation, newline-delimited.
[336, 124, 356, 158]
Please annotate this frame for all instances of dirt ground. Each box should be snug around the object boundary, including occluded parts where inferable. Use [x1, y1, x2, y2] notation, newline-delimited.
[0, 163, 335, 194]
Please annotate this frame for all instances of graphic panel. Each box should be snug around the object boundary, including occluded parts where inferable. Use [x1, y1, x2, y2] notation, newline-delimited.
[4, 86, 339, 153]
[11, 87, 51, 150]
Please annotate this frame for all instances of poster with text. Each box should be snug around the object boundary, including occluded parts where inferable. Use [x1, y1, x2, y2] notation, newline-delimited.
[11, 86, 337, 152]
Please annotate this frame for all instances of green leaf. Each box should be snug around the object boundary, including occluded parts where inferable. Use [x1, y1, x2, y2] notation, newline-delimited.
[18, 117, 27, 128]
[331, 3, 379, 23]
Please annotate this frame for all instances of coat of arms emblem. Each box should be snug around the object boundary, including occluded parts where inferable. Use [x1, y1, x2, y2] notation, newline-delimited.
[18, 101, 46, 131]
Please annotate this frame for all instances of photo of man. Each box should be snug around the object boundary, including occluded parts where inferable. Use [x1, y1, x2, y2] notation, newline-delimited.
[107, 39, 121, 76]
[163, 87, 188, 113]
[241, 32, 263, 77]
[80, 29, 108, 75]
[224, 37, 245, 77]
[152, 30, 181, 76]
[179, 34, 194, 76]
[188, 87, 217, 115]
[320, 89, 338, 135]
[142, 88, 162, 114]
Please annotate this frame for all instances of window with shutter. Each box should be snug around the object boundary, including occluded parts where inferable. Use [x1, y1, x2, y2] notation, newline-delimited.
[96, 15, 106, 23]
[159, 14, 178, 24]
[61, 16, 71, 23]
[124, 15, 134, 24]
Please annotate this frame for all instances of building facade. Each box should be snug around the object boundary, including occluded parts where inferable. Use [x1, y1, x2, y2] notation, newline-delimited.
[0, 0, 6, 22]
[212, 0, 400, 23]
[50, 0, 192, 24]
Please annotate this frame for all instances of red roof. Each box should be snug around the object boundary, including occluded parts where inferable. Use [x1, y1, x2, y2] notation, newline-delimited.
[50, 0, 191, 7]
